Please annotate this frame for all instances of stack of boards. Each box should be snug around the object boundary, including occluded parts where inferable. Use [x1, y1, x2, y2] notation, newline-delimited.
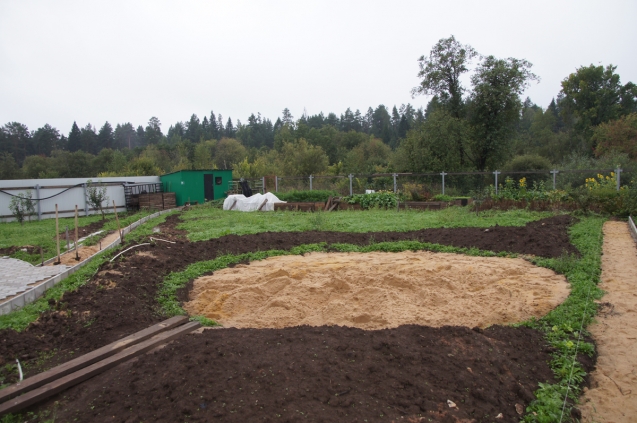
[138, 192, 177, 210]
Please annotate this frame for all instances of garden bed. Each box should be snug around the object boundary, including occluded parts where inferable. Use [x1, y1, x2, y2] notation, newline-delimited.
[0, 212, 589, 422]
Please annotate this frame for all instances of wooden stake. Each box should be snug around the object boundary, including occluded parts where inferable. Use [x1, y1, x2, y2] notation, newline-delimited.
[74, 205, 79, 261]
[55, 204, 60, 264]
[112, 200, 122, 242]
[40, 246, 43, 266]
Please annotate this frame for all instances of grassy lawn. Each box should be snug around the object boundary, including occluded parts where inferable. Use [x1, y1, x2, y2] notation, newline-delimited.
[0, 210, 156, 264]
[180, 204, 556, 241]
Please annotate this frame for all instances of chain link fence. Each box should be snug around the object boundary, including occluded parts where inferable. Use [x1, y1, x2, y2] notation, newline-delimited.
[267, 167, 628, 198]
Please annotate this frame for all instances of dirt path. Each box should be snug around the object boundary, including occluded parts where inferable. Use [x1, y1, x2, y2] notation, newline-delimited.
[48, 231, 121, 266]
[580, 221, 637, 422]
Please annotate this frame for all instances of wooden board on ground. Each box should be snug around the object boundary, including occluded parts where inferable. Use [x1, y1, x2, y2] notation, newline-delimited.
[0, 316, 188, 403]
[0, 321, 201, 415]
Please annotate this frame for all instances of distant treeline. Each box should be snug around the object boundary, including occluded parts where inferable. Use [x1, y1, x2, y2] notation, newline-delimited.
[1, 36, 636, 181]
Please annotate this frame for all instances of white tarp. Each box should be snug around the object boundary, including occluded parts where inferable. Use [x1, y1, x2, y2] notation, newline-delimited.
[223, 193, 285, 212]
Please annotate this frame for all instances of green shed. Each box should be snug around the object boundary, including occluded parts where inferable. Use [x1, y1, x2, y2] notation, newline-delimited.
[160, 169, 233, 206]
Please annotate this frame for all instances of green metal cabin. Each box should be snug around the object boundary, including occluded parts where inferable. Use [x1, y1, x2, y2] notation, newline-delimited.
[160, 169, 233, 206]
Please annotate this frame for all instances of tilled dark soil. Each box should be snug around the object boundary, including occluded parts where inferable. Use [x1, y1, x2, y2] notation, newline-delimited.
[43, 325, 556, 423]
[0, 214, 582, 422]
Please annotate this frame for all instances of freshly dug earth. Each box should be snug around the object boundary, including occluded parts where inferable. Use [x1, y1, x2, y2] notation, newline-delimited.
[0, 214, 580, 421]
[580, 221, 637, 422]
[185, 251, 569, 329]
[41, 325, 556, 423]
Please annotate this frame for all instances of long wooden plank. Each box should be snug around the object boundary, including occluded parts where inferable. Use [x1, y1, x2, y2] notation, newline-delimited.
[0, 316, 188, 403]
[0, 321, 201, 415]
[258, 198, 268, 211]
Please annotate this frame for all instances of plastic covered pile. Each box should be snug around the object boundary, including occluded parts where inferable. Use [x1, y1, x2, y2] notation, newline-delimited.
[223, 193, 285, 212]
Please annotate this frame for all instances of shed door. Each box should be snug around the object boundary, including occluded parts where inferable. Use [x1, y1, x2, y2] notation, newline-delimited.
[203, 174, 214, 201]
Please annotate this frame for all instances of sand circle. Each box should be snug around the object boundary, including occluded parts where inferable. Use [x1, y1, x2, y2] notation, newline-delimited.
[184, 251, 570, 329]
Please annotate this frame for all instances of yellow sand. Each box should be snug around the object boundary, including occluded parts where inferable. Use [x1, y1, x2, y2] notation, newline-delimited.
[184, 251, 569, 329]
[581, 222, 637, 423]
[49, 231, 121, 266]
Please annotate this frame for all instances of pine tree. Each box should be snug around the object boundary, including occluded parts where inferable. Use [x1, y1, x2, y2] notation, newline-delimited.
[68, 121, 82, 152]
[97, 122, 114, 150]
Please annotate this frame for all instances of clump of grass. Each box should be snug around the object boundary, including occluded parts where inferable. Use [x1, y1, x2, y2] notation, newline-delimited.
[519, 216, 605, 422]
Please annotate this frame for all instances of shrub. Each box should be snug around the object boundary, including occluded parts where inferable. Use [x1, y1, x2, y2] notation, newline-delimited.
[8, 191, 36, 225]
[86, 179, 109, 219]
[344, 191, 398, 209]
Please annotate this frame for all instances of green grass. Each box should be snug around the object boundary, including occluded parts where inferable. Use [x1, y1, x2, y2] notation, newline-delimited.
[0, 211, 178, 333]
[0, 214, 105, 264]
[179, 205, 555, 241]
[0, 211, 156, 265]
[519, 216, 605, 422]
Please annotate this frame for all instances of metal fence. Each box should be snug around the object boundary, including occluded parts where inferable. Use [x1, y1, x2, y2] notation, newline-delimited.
[270, 168, 628, 197]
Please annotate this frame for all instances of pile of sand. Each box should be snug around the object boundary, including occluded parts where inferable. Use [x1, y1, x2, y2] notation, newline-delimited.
[185, 251, 569, 330]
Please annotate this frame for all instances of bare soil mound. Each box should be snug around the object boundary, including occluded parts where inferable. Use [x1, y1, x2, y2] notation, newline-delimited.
[186, 251, 569, 329]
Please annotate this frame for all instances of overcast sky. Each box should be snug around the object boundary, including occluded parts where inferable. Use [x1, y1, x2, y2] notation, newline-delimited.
[1, 0, 636, 135]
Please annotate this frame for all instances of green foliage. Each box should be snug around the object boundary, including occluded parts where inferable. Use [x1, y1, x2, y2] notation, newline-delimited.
[8, 191, 35, 225]
[468, 56, 539, 170]
[432, 194, 454, 201]
[520, 216, 605, 422]
[560, 64, 637, 135]
[593, 112, 637, 159]
[179, 204, 551, 241]
[86, 179, 109, 219]
[344, 192, 398, 209]
[397, 109, 468, 172]
[276, 190, 338, 202]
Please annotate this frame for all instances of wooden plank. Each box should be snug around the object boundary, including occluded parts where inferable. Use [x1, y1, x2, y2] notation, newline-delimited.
[324, 196, 332, 211]
[229, 199, 238, 210]
[257, 198, 268, 211]
[328, 202, 338, 212]
[0, 321, 201, 415]
[0, 316, 188, 404]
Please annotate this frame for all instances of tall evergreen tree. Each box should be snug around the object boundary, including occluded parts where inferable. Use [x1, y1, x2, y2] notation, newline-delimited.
[67, 121, 82, 152]
[97, 122, 114, 150]
[80, 124, 98, 154]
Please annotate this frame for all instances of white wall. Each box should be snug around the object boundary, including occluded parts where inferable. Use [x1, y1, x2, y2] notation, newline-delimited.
[0, 176, 161, 222]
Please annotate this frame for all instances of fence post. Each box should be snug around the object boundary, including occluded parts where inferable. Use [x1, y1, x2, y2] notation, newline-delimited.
[349, 174, 354, 196]
[493, 171, 501, 195]
[392, 173, 397, 193]
[35, 184, 42, 221]
[616, 167, 622, 191]
[83, 183, 89, 216]
[261, 176, 265, 193]
[275, 176, 278, 192]
[309, 175, 313, 191]
[440, 172, 447, 195]
[550, 170, 559, 190]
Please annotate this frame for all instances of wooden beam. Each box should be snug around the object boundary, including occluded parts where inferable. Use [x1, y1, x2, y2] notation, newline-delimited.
[0, 321, 200, 415]
[0, 316, 188, 404]
[257, 198, 268, 211]
[229, 199, 238, 210]
[328, 202, 338, 212]
[324, 196, 332, 211]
